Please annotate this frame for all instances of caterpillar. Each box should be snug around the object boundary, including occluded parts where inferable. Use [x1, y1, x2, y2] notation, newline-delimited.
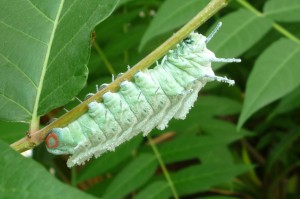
[45, 22, 241, 167]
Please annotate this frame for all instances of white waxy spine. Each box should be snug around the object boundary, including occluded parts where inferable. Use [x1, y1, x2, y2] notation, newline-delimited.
[45, 24, 241, 167]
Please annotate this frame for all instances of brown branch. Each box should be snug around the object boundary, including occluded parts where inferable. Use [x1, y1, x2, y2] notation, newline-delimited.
[11, 0, 228, 152]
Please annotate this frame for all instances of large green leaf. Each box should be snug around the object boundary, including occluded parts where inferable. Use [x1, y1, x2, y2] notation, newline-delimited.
[103, 153, 157, 199]
[0, 120, 27, 143]
[0, 0, 118, 122]
[238, 38, 300, 128]
[264, 0, 300, 22]
[0, 140, 96, 199]
[139, 0, 210, 51]
[207, 9, 272, 70]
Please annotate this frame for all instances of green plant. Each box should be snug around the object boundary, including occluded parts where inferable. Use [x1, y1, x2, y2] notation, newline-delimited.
[0, 0, 299, 198]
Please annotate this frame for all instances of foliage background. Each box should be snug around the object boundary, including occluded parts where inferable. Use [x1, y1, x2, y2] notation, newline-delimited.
[0, 0, 299, 198]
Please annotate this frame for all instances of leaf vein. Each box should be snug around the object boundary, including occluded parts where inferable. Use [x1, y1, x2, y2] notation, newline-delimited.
[0, 52, 38, 89]
[26, 0, 55, 23]
[0, 20, 48, 46]
[0, 93, 32, 115]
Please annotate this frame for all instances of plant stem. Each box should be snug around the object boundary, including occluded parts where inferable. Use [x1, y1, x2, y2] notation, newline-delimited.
[11, 0, 228, 152]
[71, 167, 77, 187]
[147, 136, 179, 199]
[236, 0, 300, 44]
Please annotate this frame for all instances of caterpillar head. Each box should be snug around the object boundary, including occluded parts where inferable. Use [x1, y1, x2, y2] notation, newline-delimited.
[45, 128, 74, 155]
[186, 32, 207, 52]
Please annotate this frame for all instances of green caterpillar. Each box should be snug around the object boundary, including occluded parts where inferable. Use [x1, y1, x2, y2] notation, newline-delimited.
[45, 22, 241, 167]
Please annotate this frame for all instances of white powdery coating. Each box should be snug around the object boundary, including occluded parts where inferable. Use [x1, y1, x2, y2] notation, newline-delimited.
[46, 32, 236, 167]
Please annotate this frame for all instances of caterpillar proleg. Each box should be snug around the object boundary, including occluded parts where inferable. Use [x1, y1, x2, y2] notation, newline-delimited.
[45, 22, 241, 167]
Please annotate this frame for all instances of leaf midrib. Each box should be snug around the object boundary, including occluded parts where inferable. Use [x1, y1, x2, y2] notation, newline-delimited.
[244, 42, 300, 118]
[31, 0, 65, 124]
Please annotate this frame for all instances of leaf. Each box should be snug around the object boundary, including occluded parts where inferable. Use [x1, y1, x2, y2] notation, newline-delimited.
[173, 164, 252, 196]
[207, 9, 272, 70]
[266, 130, 300, 172]
[167, 96, 242, 133]
[0, 0, 119, 122]
[0, 120, 27, 143]
[196, 96, 242, 117]
[139, 0, 210, 51]
[199, 146, 234, 165]
[200, 197, 239, 199]
[135, 181, 171, 199]
[268, 85, 300, 119]
[0, 140, 96, 199]
[77, 136, 142, 183]
[103, 153, 158, 199]
[159, 120, 250, 164]
[264, 0, 300, 22]
[238, 38, 300, 128]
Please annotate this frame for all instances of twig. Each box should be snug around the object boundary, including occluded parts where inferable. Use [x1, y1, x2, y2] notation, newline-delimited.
[10, 0, 228, 152]
[147, 136, 179, 199]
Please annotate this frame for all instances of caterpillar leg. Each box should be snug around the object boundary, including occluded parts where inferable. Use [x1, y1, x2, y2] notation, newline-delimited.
[203, 74, 235, 85]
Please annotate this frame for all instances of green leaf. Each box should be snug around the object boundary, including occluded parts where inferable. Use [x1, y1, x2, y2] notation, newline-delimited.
[199, 146, 234, 165]
[136, 163, 251, 199]
[264, 0, 300, 22]
[238, 38, 300, 128]
[207, 9, 272, 70]
[173, 164, 252, 196]
[196, 96, 242, 117]
[0, 140, 96, 199]
[135, 181, 171, 199]
[103, 153, 157, 199]
[0, 120, 27, 143]
[268, 85, 300, 119]
[139, 0, 210, 51]
[160, 120, 250, 164]
[266, 130, 300, 172]
[0, 0, 118, 122]
[200, 197, 239, 199]
[77, 136, 142, 183]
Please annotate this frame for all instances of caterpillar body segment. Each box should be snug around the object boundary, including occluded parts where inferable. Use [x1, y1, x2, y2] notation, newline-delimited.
[45, 24, 240, 167]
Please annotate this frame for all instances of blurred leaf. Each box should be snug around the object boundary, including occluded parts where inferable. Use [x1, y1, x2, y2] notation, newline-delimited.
[173, 164, 252, 196]
[200, 197, 239, 199]
[269, 85, 300, 119]
[199, 196, 238, 199]
[0, 0, 118, 122]
[207, 9, 272, 70]
[135, 181, 171, 199]
[168, 95, 242, 133]
[104, 25, 146, 58]
[77, 136, 142, 183]
[200, 146, 234, 165]
[0, 140, 96, 199]
[196, 96, 242, 117]
[103, 153, 157, 199]
[136, 163, 251, 199]
[266, 130, 300, 172]
[0, 120, 27, 143]
[160, 120, 250, 164]
[264, 0, 300, 22]
[95, 9, 140, 42]
[238, 38, 300, 128]
[139, 0, 210, 50]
